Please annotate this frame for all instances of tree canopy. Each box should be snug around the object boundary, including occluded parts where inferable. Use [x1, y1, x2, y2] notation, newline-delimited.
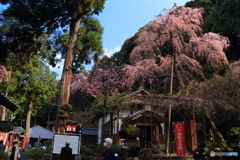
[123, 7, 229, 92]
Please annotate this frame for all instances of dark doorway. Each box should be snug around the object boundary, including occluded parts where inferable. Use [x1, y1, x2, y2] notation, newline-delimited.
[138, 126, 152, 148]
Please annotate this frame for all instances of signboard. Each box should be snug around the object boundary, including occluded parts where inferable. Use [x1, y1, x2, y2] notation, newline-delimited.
[0, 132, 7, 141]
[190, 120, 197, 150]
[8, 134, 15, 147]
[22, 137, 28, 150]
[53, 135, 79, 155]
[173, 122, 186, 156]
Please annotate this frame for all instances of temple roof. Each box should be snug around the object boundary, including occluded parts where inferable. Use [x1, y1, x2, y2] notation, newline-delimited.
[123, 106, 166, 122]
[0, 92, 18, 112]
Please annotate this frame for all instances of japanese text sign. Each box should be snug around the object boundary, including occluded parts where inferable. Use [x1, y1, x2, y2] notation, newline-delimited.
[173, 122, 186, 156]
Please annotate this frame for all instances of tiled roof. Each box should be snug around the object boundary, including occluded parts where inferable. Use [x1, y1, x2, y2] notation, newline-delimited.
[127, 86, 150, 97]
[123, 106, 165, 121]
[30, 125, 53, 139]
[82, 128, 98, 136]
[0, 92, 18, 112]
[9, 126, 24, 134]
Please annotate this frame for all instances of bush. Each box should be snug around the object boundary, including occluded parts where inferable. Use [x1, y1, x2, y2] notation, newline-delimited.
[44, 145, 52, 154]
[80, 146, 86, 154]
[119, 125, 144, 138]
[43, 140, 52, 146]
[0, 150, 10, 160]
[113, 145, 122, 153]
[28, 148, 45, 160]
[83, 147, 94, 155]
[95, 145, 105, 155]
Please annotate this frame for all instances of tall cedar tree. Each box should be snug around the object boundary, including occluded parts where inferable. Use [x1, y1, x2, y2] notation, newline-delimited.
[0, 0, 105, 129]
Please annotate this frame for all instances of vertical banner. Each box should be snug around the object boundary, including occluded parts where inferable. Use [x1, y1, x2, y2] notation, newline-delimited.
[0, 132, 7, 141]
[190, 120, 197, 150]
[66, 125, 72, 131]
[8, 134, 15, 147]
[72, 126, 76, 132]
[22, 137, 28, 150]
[173, 122, 186, 156]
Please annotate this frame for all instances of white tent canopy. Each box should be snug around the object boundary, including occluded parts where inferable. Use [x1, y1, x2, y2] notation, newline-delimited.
[30, 125, 53, 139]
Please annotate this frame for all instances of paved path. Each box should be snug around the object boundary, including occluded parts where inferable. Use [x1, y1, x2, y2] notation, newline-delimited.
[21, 152, 34, 160]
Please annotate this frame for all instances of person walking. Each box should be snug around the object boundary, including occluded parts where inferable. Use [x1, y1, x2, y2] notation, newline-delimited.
[0, 140, 6, 151]
[7, 141, 21, 160]
[193, 142, 208, 160]
[103, 138, 120, 160]
[60, 142, 72, 160]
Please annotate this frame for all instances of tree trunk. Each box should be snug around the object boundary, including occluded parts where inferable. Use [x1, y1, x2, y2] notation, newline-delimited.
[56, 17, 83, 130]
[203, 106, 229, 148]
[166, 57, 174, 155]
[25, 92, 34, 138]
[173, 53, 185, 92]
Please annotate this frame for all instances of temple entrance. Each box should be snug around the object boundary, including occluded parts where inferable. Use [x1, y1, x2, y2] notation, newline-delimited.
[138, 125, 152, 148]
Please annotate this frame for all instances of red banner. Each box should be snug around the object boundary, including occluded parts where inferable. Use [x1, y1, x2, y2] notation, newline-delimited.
[8, 134, 15, 147]
[22, 137, 28, 150]
[190, 120, 197, 151]
[66, 125, 71, 131]
[72, 126, 76, 132]
[173, 122, 186, 156]
[0, 132, 7, 141]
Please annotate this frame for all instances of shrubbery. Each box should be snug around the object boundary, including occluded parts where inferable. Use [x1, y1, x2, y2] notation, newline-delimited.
[113, 144, 122, 153]
[0, 150, 10, 160]
[28, 148, 45, 160]
[83, 147, 94, 155]
[96, 145, 105, 155]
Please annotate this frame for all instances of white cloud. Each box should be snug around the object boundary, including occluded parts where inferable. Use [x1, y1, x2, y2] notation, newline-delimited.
[103, 45, 121, 57]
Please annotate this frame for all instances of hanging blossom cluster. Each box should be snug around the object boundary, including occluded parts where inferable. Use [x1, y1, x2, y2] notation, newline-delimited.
[124, 7, 229, 89]
[124, 54, 206, 90]
[71, 67, 126, 96]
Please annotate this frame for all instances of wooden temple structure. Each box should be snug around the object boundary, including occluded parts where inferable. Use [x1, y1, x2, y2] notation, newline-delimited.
[95, 86, 168, 150]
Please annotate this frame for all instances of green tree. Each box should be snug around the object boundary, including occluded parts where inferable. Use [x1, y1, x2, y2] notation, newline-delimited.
[112, 33, 138, 66]
[4, 56, 58, 138]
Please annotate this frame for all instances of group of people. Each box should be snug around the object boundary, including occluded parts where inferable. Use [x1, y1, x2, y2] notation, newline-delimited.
[60, 137, 120, 160]
[0, 140, 21, 160]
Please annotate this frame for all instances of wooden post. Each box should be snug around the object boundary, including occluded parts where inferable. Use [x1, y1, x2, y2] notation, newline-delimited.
[166, 56, 174, 155]
[190, 120, 198, 150]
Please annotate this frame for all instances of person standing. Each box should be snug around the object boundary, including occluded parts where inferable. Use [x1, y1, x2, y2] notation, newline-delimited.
[7, 141, 21, 160]
[103, 138, 120, 160]
[60, 142, 72, 160]
[0, 140, 6, 151]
